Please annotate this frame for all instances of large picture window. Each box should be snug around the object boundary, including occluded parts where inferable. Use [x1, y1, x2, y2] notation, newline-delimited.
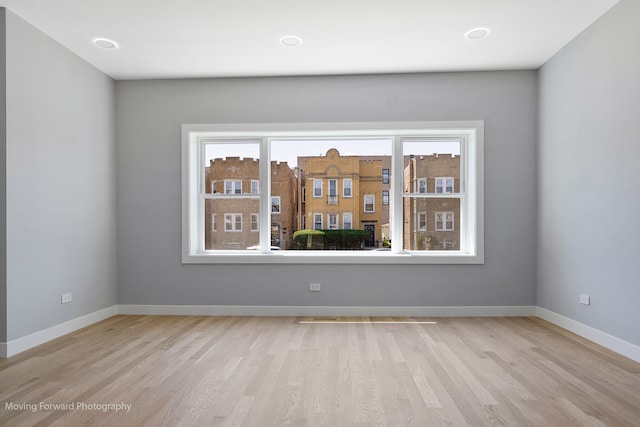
[182, 121, 483, 264]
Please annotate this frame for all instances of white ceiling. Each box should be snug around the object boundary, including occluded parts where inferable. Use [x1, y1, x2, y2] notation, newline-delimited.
[0, 0, 620, 80]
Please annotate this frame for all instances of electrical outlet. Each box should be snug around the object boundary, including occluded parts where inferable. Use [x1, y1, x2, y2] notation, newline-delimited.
[309, 283, 321, 292]
[580, 294, 590, 305]
[61, 293, 72, 304]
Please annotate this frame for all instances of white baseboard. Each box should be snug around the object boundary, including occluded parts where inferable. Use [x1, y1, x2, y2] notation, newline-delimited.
[3, 305, 637, 365]
[0, 305, 118, 358]
[117, 304, 537, 317]
[536, 307, 640, 363]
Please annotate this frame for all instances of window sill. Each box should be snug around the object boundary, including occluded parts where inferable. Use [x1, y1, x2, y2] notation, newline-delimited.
[182, 251, 484, 265]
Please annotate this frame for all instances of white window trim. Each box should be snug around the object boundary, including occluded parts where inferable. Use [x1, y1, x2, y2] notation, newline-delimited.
[313, 213, 323, 230]
[343, 212, 353, 230]
[224, 213, 243, 232]
[251, 180, 260, 194]
[435, 177, 454, 194]
[417, 212, 427, 231]
[364, 194, 375, 213]
[435, 211, 455, 231]
[182, 121, 484, 264]
[313, 179, 322, 198]
[271, 196, 281, 214]
[250, 213, 259, 232]
[328, 213, 338, 230]
[417, 178, 427, 194]
[343, 178, 352, 198]
[224, 179, 243, 195]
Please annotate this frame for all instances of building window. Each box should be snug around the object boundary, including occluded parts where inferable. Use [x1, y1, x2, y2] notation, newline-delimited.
[435, 177, 454, 194]
[435, 212, 454, 231]
[343, 213, 352, 230]
[313, 179, 322, 197]
[328, 179, 338, 205]
[271, 196, 281, 214]
[183, 121, 483, 263]
[328, 213, 338, 229]
[364, 194, 375, 213]
[225, 180, 242, 195]
[417, 212, 427, 231]
[251, 180, 260, 194]
[417, 178, 427, 194]
[343, 179, 352, 197]
[225, 214, 242, 232]
[382, 190, 389, 206]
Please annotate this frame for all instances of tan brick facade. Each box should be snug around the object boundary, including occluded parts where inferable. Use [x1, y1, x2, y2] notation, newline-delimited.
[299, 149, 385, 247]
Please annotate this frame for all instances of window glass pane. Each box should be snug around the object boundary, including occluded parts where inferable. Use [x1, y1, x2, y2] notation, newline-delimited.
[403, 198, 460, 251]
[343, 179, 352, 197]
[313, 179, 322, 197]
[205, 199, 259, 250]
[382, 168, 390, 184]
[204, 142, 260, 250]
[403, 140, 460, 194]
[205, 142, 259, 194]
[364, 194, 374, 212]
[343, 213, 352, 230]
[271, 139, 391, 251]
[271, 196, 281, 213]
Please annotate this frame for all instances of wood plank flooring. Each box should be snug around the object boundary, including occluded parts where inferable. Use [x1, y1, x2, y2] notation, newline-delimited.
[1, 315, 639, 426]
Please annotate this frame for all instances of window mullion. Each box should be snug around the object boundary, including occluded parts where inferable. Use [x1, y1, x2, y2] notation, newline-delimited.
[459, 135, 469, 253]
[391, 137, 404, 253]
[196, 138, 206, 254]
[259, 138, 270, 253]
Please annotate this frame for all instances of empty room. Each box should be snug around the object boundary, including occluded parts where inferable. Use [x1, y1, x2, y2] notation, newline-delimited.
[1, 0, 639, 425]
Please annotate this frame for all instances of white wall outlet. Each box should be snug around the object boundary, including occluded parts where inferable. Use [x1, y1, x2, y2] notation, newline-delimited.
[61, 293, 72, 304]
[580, 294, 590, 305]
[309, 283, 321, 292]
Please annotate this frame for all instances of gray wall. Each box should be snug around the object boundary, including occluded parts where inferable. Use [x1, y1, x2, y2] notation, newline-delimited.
[0, 9, 6, 342]
[4, 10, 117, 341]
[538, 0, 640, 346]
[116, 71, 538, 307]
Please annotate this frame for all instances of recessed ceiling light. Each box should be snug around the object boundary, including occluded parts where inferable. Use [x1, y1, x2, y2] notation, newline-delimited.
[279, 35, 302, 47]
[93, 38, 119, 49]
[465, 28, 490, 40]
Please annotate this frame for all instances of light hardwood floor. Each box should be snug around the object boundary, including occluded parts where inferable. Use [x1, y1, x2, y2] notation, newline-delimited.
[1, 316, 639, 426]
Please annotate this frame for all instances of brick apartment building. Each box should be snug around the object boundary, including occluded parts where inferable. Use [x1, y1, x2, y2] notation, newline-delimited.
[403, 154, 461, 250]
[204, 157, 298, 250]
[297, 149, 386, 247]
